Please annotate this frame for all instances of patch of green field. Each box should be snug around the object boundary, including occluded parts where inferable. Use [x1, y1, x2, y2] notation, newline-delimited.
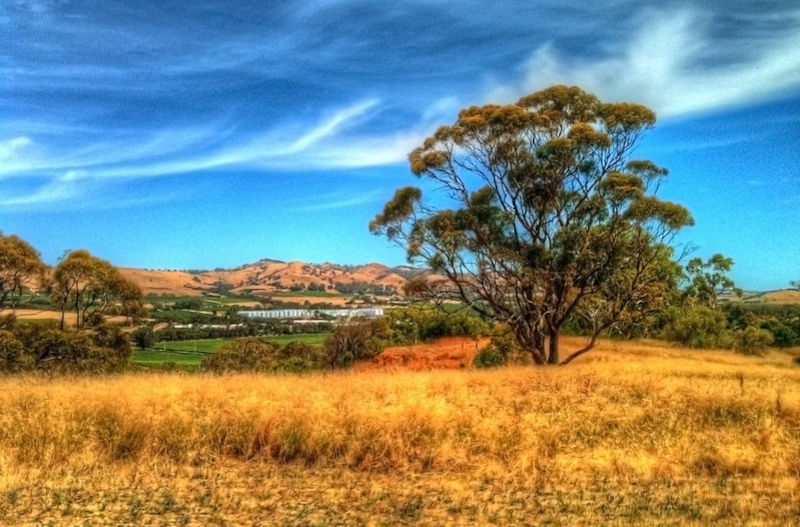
[133, 333, 329, 369]
[131, 349, 206, 371]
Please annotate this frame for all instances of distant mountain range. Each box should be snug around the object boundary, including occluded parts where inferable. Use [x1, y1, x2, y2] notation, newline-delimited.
[119, 259, 427, 297]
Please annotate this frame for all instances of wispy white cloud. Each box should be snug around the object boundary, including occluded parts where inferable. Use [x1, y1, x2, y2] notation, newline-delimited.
[0, 136, 32, 161]
[0, 95, 450, 190]
[0, 170, 84, 206]
[289, 189, 388, 212]
[487, 8, 800, 118]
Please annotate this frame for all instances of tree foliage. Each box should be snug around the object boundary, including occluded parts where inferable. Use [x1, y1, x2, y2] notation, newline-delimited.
[52, 250, 143, 329]
[0, 323, 132, 374]
[0, 232, 46, 313]
[323, 318, 391, 369]
[371, 85, 692, 364]
[683, 254, 741, 308]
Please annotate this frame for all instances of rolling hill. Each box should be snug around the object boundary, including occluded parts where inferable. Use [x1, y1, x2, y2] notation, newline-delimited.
[119, 259, 414, 297]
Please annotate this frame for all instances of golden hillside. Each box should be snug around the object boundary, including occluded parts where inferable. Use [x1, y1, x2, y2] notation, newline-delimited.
[743, 289, 800, 304]
[119, 259, 409, 297]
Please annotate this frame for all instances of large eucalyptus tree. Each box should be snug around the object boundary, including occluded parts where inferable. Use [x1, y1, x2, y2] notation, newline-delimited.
[371, 86, 692, 364]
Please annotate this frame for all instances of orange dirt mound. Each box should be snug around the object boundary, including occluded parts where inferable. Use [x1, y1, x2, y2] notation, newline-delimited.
[356, 336, 489, 371]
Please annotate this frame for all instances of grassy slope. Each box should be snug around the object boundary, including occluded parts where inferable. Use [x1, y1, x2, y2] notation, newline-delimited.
[1, 338, 799, 525]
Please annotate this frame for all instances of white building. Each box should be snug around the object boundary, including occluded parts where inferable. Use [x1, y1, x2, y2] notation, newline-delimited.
[237, 308, 384, 320]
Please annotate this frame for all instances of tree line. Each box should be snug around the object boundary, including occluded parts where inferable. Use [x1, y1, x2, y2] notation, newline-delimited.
[0, 234, 144, 373]
[0, 233, 144, 329]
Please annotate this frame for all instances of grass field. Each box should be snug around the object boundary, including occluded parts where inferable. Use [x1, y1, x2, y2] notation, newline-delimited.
[133, 333, 329, 369]
[1, 338, 800, 525]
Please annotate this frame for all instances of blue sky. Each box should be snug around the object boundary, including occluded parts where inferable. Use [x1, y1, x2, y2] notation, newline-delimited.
[1, 0, 798, 289]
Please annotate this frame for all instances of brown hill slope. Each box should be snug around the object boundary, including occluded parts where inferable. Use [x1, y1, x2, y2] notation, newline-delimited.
[743, 289, 800, 304]
[120, 260, 410, 297]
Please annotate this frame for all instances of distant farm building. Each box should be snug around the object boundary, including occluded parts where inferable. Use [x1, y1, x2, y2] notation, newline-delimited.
[237, 308, 384, 320]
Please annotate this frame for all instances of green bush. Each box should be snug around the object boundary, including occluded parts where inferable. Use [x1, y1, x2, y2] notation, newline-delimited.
[5, 324, 132, 374]
[664, 306, 731, 348]
[0, 331, 28, 373]
[734, 326, 774, 356]
[473, 347, 505, 369]
[323, 318, 391, 369]
[131, 326, 157, 350]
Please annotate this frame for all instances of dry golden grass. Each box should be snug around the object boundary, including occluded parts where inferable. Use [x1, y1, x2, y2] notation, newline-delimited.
[1, 338, 799, 525]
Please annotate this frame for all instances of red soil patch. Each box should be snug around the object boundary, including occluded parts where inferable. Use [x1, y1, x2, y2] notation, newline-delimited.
[356, 336, 489, 371]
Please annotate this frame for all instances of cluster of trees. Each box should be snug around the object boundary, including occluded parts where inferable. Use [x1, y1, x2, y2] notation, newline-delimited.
[0, 234, 46, 321]
[0, 233, 144, 373]
[0, 233, 144, 330]
[52, 249, 143, 329]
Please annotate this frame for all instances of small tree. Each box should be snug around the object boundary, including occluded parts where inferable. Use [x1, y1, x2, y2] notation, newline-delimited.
[683, 254, 742, 308]
[371, 85, 692, 365]
[53, 250, 143, 329]
[131, 326, 157, 350]
[0, 233, 46, 314]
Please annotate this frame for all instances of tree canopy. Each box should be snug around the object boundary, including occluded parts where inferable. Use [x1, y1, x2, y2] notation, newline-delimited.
[683, 253, 741, 308]
[371, 85, 693, 365]
[53, 249, 143, 329]
[0, 232, 46, 314]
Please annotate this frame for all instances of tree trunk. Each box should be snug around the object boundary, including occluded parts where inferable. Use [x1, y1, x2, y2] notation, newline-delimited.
[528, 349, 546, 365]
[534, 332, 545, 358]
[547, 330, 560, 364]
